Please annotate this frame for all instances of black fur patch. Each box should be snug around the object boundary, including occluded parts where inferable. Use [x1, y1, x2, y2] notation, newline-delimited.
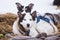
[53, 0, 60, 6]
[16, 3, 34, 13]
[18, 14, 26, 22]
[25, 6, 31, 12]
[18, 6, 24, 12]
[31, 11, 37, 21]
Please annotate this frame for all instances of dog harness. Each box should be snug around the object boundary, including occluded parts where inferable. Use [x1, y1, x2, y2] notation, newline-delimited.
[37, 15, 50, 23]
[37, 15, 55, 33]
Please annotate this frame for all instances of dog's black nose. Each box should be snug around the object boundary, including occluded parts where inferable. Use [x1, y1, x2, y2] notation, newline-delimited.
[27, 24, 30, 27]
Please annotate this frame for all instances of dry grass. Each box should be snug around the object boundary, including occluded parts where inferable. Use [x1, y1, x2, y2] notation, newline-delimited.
[0, 13, 17, 34]
[0, 13, 17, 40]
[0, 36, 8, 40]
[0, 13, 17, 26]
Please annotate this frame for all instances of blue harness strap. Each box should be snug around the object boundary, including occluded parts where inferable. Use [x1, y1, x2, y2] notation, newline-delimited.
[37, 16, 50, 23]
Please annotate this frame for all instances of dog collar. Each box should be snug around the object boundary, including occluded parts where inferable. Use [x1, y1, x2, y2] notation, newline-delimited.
[25, 30, 30, 36]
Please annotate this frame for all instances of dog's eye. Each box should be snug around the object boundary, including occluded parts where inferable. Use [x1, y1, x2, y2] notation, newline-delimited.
[23, 19, 26, 21]
[30, 19, 32, 21]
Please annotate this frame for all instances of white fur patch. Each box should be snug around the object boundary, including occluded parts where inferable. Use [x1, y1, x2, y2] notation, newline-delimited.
[36, 19, 58, 35]
[20, 13, 36, 31]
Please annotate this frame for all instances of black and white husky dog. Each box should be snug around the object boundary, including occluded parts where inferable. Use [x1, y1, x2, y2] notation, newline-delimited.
[12, 2, 58, 37]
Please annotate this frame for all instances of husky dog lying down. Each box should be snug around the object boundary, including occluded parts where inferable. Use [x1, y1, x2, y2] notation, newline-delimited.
[12, 2, 58, 37]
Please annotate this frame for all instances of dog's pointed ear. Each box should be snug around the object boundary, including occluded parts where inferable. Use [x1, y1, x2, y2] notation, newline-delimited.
[16, 2, 24, 11]
[31, 11, 37, 20]
[32, 11, 37, 17]
[28, 3, 34, 10]
[25, 3, 34, 12]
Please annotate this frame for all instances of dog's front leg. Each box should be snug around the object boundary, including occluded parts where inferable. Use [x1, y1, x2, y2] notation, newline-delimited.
[29, 27, 39, 37]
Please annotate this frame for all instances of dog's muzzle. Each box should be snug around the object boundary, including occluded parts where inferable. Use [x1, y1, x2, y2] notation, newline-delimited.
[27, 24, 30, 27]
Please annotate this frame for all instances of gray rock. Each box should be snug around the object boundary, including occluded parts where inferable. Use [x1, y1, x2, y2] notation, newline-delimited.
[45, 36, 60, 40]
[7, 35, 42, 40]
